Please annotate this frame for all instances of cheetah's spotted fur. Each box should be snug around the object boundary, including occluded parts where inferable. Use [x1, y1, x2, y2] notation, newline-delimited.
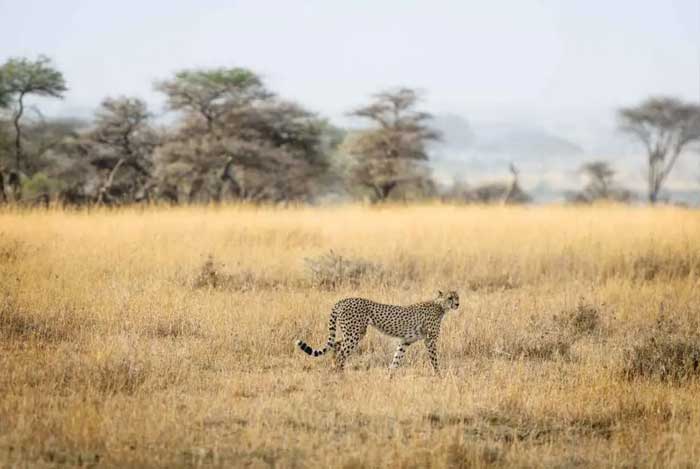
[296, 291, 459, 373]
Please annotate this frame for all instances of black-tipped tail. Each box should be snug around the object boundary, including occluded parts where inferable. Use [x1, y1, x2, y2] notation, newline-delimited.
[296, 306, 338, 358]
[296, 339, 328, 357]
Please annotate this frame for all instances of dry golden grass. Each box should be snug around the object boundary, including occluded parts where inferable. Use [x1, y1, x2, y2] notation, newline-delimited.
[1, 203, 700, 468]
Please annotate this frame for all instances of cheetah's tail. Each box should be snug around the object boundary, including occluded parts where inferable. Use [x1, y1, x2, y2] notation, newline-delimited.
[295, 307, 338, 358]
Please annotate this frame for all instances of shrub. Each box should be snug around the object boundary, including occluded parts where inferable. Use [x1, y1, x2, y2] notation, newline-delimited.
[193, 255, 225, 289]
[192, 255, 275, 291]
[496, 331, 573, 361]
[465, 273, 519, 292]
[93, 354, 149, 395]
[0, 240, 24, 265]
[622, 334, 700, 383]
[0, 299, 72, 342]
[144, 317, 204, 339]
[494, 303, 603, 361]
[304, 250, 382, 289]
[554, 302, 601, 336]
[21, 172, 66, 199]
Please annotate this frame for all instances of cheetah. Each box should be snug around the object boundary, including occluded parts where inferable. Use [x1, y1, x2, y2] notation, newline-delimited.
[295, 290, 459, 374]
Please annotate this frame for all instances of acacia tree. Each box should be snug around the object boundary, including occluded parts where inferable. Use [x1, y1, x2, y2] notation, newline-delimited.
[86, 97, 158, 204]
[619, 97, 700, 204]
[155, 67, 329, 202]
[0, 55, 67, 172]
[155, 68, 271, 201]
[567, 161, 631, 203]
[343, 88, 439, 201]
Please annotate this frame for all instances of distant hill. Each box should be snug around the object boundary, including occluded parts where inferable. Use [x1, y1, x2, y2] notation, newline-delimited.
[430, 114, 583, 164]
[472, 123, 583, 161]
[426, 112, 699, 205]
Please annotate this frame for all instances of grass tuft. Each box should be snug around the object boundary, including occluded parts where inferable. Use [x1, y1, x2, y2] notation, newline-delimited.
[623, 333, 700, 383]
[304, 250, 383, 289]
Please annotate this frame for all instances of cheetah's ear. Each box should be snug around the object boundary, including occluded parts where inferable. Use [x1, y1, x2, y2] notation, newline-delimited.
[437, 290, 444, 298]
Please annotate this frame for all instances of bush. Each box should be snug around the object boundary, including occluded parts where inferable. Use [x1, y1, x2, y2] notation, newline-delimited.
[465, 273, 519, 292]
[494, 303, 603, 361]
[193, 255, 225, 289]
[622, 334, 700, 383]
[144, 317, 204, 339]
[192, 255, 276, 291]
[304, 250, 382, 289]
[0, 298, 73, 343]
[496, 331, 573, 361]
[22, 172, 66, 199]
[554, 302, 601, 337]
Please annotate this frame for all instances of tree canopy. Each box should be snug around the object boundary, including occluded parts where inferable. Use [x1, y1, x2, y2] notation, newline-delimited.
[155, 68, 271, 129]
[0, 56, 67, 97]
[0, 55, 67, 171]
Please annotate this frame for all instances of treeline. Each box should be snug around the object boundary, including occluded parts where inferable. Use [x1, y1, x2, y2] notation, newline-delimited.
[1, 55, 699, 206]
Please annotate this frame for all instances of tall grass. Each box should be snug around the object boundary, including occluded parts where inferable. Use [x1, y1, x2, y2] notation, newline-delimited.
[1, 204, 699, 467]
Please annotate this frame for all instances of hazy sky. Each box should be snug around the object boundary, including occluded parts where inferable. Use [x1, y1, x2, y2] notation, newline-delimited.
[2, 0, 699, 123]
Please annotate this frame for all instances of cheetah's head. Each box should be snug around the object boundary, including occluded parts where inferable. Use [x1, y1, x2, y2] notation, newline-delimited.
[436, 290, 460, 311]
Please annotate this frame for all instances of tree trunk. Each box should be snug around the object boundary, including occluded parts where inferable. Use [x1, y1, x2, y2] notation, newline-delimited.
[216, 156, 242, 201]
[648, 189, 658, 204]
[0, 170, 6, 203]
[503, 165, 519, 205]
[188, 175, 205, 203]
[648, 155, 657, 205]
[648, 165, 661, 205]
[159, 183, 179, 204]
[96, 158, 125, 205]
[8, 171, 21, 201]
[13, 93, 25, 172]
[373, 181, 397, 202]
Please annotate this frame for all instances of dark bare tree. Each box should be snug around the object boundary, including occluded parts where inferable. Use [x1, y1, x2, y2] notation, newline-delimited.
[85, 97, 159, 204]
[503, 163, 522, 205]
[344, 88, 439, 201]
[7, 170, 21, 200]
[0, 56, 67, 173]
[619, 97, 700, 204]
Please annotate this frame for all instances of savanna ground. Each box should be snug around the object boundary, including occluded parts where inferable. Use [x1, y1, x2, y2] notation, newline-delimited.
[1, 204, 700, 468]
